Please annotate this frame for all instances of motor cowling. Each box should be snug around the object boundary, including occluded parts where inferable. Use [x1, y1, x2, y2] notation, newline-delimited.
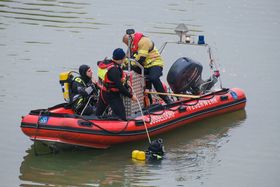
[167, 57, 203, 94]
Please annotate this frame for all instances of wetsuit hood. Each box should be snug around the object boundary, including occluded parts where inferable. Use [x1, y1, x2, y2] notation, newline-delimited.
[79, 64, 91, 83]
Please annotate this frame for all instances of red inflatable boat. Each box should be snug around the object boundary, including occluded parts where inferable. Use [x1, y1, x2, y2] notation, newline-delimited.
[21, 27, 247, 149]
[21, 88, 246, 149]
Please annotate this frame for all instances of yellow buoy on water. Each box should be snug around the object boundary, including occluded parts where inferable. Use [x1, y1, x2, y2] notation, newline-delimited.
[131, 150, 146, 161]
[136, 151, 146, 161]
[132, 150, 139, 159]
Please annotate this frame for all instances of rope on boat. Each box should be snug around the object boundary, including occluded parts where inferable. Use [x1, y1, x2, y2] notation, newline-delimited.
[132, 87, 152, 144]
[80, 95, 94, 116]
[79, 116, 131, 135]
[29, 89, 230, 137]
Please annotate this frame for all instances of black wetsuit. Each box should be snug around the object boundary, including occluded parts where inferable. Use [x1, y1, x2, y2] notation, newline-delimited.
[71, 77, 98, 115]
[96, 62, 132, 120]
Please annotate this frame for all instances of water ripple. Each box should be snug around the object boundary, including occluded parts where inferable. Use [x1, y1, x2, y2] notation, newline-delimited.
[0, 0, 109, 31]
[24, 41, 51, 45]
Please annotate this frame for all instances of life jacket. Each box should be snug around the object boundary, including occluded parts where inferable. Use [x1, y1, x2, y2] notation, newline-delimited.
[132, 32, 155, 53]
[131, 33, 162, 68]
[97, 60, 126, 92]
[131, 32, 143, 53]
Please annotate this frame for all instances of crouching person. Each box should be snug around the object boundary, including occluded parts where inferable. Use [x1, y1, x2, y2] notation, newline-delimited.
[71, 65, 99, 115]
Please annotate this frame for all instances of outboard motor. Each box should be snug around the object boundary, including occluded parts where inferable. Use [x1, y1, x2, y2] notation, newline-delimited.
[167, 57, 203, 94]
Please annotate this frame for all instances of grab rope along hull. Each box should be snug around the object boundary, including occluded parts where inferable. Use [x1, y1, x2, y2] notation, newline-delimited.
[20, 88, 246, 149]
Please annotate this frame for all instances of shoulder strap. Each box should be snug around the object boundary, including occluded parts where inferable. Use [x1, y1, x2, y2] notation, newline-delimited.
[73, 77, 86, 86]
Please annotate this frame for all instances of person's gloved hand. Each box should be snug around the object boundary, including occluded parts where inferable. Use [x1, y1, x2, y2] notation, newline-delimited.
[131, 95, 137, 102]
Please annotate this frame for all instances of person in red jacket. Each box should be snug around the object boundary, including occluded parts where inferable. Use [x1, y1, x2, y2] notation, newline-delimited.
[96, 48, 137, 120]
[123, 32, 172, 104]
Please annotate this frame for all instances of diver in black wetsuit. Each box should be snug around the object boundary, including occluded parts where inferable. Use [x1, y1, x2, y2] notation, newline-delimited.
[71, 65, 98, 115]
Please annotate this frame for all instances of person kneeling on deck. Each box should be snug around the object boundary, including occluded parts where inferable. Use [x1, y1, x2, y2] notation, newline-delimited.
[71, 65, 99, 115]
[123, 31, 172, 104]
[96, 48, 137, 120]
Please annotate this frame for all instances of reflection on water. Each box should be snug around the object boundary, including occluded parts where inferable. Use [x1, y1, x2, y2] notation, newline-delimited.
[19, 110, 246, 186]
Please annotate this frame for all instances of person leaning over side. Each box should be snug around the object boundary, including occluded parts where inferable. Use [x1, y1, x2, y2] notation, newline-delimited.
[96, 48, 137, 120]
[123, 31, 172, 104]
[71, 65, 99, 115]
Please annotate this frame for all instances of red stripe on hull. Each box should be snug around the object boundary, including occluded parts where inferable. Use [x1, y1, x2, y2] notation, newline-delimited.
[21, 88, 246, 149]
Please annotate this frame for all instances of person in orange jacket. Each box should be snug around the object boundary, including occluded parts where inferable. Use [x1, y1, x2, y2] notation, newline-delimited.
[96, 48, 137, 120]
